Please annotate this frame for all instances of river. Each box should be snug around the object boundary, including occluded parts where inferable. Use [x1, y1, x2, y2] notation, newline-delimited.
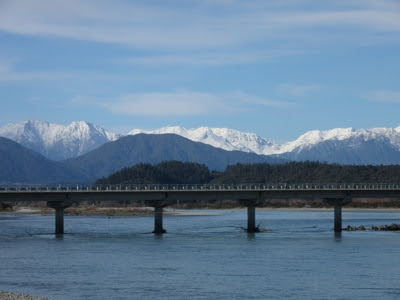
[1, 209, 400, 299]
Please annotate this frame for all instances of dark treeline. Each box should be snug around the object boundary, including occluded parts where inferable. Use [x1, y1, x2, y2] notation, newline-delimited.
[95, 161, 400, 184]
[95, 161, 212, 184]
[213, 161, 400, 183]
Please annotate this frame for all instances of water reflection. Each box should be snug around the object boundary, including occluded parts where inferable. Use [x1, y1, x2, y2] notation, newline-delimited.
[334, 231, 342, 241]
[247, 232, 256, 240]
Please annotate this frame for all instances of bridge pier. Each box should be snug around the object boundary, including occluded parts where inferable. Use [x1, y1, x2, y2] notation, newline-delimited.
[47, 201, 72, 235]
[145, 200, 169, 234]
[325, 198, 352, 232]
[239, 199, 260, 233]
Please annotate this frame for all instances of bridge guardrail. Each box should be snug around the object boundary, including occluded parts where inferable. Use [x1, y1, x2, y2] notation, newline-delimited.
[1, 183, 399, 192]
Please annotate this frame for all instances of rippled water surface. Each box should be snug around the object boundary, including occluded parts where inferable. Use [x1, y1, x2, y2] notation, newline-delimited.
[1, 210, 400, 299]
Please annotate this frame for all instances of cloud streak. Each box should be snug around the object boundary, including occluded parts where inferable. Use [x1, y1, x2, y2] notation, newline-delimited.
[363, 90, 400, 103]
[0, 61, 124, 82]
[1, 0, 400, 65]
[99, 90, 288, 116]
[278, 84, 321, 97]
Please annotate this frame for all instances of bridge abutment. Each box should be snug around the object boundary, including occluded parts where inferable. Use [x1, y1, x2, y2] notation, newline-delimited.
[47, 201, 72, 235]
[325, 198, 352, 232]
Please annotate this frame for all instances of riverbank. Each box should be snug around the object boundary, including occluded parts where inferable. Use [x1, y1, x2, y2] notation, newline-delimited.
[1, 206, 400, 216]
[0, 291, 52, 300]
[0, 206, 224, 216]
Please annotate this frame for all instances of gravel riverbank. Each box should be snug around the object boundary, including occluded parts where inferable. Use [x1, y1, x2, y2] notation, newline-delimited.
[0, 291, 53, 300]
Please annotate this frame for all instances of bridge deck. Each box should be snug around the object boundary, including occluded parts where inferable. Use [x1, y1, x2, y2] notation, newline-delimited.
[1, 183, 400, 203]
[1, 182, 400, 193]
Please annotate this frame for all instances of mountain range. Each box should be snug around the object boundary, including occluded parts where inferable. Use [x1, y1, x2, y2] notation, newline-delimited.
[2, 119, 400, 185]
[1, 120, 400, 165]
[131, 125, 400, 164]
[0, 120, 120, 161]
[0, 134, 282, 185]
[0, 137, 81, 185]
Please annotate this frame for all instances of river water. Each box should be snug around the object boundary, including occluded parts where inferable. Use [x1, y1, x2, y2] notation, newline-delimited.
[1, 209, 400, 300]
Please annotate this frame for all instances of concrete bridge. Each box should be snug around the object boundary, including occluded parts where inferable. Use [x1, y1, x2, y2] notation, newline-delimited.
[1, 183, 400, 235]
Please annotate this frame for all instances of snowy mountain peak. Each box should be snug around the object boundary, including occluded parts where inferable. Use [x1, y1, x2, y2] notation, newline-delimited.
[0, 120, 120, 160]
[128, 124, 400, 157]
[2, 120, 400, 165]
[279, 128, 355, 153]
[279, 126, 400, 154]
[128, 125, 279, 154]
[129, 125, 188, 136]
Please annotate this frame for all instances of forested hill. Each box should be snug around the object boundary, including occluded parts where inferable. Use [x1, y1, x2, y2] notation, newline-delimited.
[95, 161, 400, 185]
[96, 161, 212, 184]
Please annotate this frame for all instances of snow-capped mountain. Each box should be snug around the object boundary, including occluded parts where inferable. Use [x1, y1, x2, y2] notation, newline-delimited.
[1, 120, 400, 165]
[0, 120, 120, 160]
[130, 126, 400, 153]
[276, 127, 400, 164]
[279, 127, 400, 153]
[129, 125, 400, 164]
[129, 126, 280, 154]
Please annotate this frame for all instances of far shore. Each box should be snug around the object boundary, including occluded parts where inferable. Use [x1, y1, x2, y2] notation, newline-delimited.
[1, 206, 400, 217]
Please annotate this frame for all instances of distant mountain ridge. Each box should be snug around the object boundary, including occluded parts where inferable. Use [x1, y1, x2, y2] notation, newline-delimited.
[129, 126, 280, 154]
[0, 120, 120, 160]
[1, 120, 400, 165]
[0, 137, 82, 185]
[0, 134, 283, 185]
[63, 133, 283, 180]
[130, 125, 400, 164]
[131, 126, 400, 155]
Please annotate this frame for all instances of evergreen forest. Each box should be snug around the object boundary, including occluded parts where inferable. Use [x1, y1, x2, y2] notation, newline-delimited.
[95, 161, 400, 185]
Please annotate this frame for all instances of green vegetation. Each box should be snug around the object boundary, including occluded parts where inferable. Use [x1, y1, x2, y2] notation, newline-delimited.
[96, 161, 212, 184]
[94, 161, 400, 208]
[96, 161, 400, 185]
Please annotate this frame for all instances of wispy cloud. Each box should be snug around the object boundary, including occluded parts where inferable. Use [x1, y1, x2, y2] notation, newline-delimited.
[118, 49, 299, 66]
[98, 90, 288, 116]
[0, 61, 123, 82]
[363, 90, 400, 103]
[1, 0, 400, 65]
[0, 63, 55, 81]
[278, 84, 321, 97]
[227, 91, 289, 108]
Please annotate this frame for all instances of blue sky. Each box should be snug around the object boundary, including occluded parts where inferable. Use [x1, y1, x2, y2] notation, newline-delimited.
[0, 0, 399, 141]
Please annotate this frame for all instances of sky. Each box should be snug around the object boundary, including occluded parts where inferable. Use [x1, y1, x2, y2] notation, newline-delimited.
[0, 0, 399, 142]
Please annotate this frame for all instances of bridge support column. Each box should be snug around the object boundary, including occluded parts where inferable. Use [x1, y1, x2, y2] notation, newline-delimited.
[154, 206, 166, 234]
[145, 200, 169, 234]
[47, 201, 72, 235]
[325, 198, 352, 232]
[248, 205, 256, 233]
[239, 199, 260, 233]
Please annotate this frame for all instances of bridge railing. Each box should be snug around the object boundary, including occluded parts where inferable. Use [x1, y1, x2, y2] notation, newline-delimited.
[1, 183, 400, 192]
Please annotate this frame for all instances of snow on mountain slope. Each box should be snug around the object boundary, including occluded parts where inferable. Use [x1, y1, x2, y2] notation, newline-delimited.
[0, 120, 120, 160]
[129, 125, 280, 154]
[279, 127, 400, 154]
[2, 120, 400, 165]
[129, 125, 400, 163]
